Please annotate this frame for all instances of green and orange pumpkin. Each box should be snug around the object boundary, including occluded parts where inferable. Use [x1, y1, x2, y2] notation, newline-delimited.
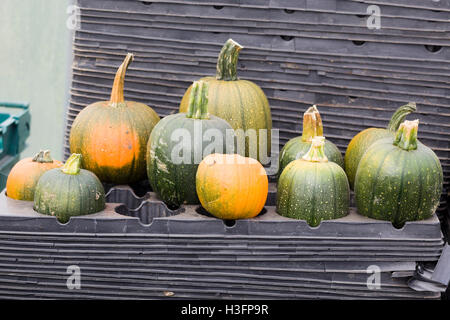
[345, 102, 416, 189]
[355, 120, 443, 228]
[278, 105, 343, 177]
[6, 150, 63, 201]
[70, 53, 160, 184]
[179, 39, 272, 162]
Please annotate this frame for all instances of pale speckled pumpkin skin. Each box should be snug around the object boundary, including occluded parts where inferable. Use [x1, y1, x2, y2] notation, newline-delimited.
[276, 159, 350, 227]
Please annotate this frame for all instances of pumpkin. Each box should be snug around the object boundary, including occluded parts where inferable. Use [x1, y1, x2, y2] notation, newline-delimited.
[345, 102, 416, 189]
[34, 153, 106, 223]
[69, 53, 160, 184]
[278, 105, 343, 177]
[147, 80, 234, 208]
[179, 39, 272, 162]
[355, 120, 443, 228]
[6, 150, 63, 201]
[277, 136, 349, 227]
[196, 153, 268, 220]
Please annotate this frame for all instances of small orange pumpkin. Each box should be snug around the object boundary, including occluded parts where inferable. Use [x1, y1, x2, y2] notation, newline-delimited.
[6, 150, 63, 201]
[196, 153, 268, 220]
[69, 53, 160, 184]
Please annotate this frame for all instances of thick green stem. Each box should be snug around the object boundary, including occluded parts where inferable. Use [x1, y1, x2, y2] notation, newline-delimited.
[387, 102, 416, 132]
[32, 150, 54, 163]
[393, 119, 419, 151]
[216, 39, 243, 81]
[62, 153, 82, 175]
[109, 53, 134, 107]
[301, 105, 323, 142]
[302, 136, 328, 162]
[186, 81, 210, 119]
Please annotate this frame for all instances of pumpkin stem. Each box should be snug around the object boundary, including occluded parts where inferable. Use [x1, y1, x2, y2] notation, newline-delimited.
[302, 136, 328, 162]
[62, 153, 82, 175]
[186, 80, 210, 119]
[32, 150, 54, 163]
[393, 119, 419, 151]
[387, 102, 416, 132]
[216, 39, 243, 81]
[109, 53, 134, 107]
[301, 105, 324, 142]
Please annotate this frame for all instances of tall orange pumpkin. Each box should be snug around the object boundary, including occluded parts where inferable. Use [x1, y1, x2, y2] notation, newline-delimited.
[196, 153, 268, 220]
[69, 53, 160, 184]
[6, 150, 63, 201]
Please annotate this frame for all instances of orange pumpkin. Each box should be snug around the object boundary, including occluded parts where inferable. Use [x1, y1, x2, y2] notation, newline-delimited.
[6, 150, 63, 201]
[69, 53, 160, 184]
[196, 153, 268, 220]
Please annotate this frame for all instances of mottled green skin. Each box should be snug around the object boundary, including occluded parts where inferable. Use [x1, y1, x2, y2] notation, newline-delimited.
[345, 128, 395, 190]
[146, 113, 234, 208]
[355, 138, 443, 228]
[278, 137, 344, 177]
[276, 159, 350, 227]
[33, 168, 106, 223]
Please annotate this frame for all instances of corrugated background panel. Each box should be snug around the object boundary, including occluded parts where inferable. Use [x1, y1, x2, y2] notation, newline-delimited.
[65, 0, 450, 217]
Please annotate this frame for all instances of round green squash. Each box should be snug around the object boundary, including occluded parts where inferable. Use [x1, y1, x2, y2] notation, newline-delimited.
[70, 53, 160, 184]
[355, 120, 443, 228]
[34, 153, 106, 223]
[147, 80, 234, 208]
[277, 136, 350, 227]
[278, 105, 343, 177]
[345, 102, 416, 189]
[179, 39, 272, 162]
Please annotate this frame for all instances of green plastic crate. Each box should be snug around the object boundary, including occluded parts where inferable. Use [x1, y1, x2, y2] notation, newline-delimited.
[0, 102, 31, 190]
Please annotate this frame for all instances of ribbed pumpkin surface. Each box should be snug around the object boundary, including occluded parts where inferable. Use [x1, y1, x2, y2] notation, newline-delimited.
[70, 101, 159, 183]
[34, 154, 106, 223]
[277, 160, 349, 227]
[355, 137, 443, 227]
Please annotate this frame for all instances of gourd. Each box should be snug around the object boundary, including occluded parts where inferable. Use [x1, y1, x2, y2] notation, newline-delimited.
[196, 153, 268, 220]
[278, 105, 343, 177]
[6, 150, 63, 201]
[179, 39, 272, 162]
[34, 154, 106, 223]
[69, 53, 160, 184]
[345, 102, 416, 189]
[355, 120, 443, 228]
[277, 136, 349, 227]
[147, 80, 234, 208]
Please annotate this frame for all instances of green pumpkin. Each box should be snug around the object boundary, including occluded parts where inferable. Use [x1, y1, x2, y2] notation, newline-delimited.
[355, 120, 443, 228]
[34, 154, 106, 223]
[179, 39, 272, 162]
[278, 105, 343, 177]
[345, 102, 416, 189]
[277, 136, 350, 227]
[147, 80, 234, 208]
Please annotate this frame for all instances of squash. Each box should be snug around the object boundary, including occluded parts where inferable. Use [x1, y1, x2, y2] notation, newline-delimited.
[355, 120, 443, 228]
[278, 105, 343, 177]
[277, 136, 349, 227]
[69, 53, 160, 184]
[34, 153, 106, 223]
[179, 39, 272, 162]
[196, 153, 268, 220]
[345, 102, 416, 189]
[147, 80, 234, 208]
[6, 150, 63, 201]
